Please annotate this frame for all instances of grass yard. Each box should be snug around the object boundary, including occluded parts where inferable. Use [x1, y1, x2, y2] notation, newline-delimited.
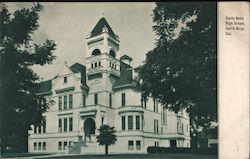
[38, 153, 217, 159]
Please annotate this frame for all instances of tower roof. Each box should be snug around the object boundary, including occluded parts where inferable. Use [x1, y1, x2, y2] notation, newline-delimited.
[90, 17, 117, 40]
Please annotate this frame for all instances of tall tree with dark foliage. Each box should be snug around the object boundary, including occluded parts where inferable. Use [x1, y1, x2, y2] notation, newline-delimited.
[0, 3, 56, 152]
[135, 2, 217, 147]
[96, 125, 117, 155]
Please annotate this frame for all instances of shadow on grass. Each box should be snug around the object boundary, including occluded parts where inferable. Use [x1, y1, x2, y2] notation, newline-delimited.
[1, 152, 54, 158]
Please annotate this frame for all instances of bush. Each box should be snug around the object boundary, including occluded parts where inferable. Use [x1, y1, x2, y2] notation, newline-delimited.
[147, 146, 217, 155]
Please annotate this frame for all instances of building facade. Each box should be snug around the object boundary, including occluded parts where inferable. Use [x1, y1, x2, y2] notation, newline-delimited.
[28, 18, 191, 154]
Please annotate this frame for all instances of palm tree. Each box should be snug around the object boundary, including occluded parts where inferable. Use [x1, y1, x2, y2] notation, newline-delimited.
[96, 124, 117, 155]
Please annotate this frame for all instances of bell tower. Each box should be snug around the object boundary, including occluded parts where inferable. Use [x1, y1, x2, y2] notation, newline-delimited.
[85, 17, 121, 108]
[86, 17, 121, 77]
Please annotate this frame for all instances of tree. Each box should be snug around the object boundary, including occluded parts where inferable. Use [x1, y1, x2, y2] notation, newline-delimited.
[96, 125, 117, 155]
[134, 2, 217, 146]
[0, 3, 56, 153]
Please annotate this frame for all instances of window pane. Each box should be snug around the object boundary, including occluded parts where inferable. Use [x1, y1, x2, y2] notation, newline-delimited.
[122, 116, 125, 130]
[64, 77, 67, 83]
[38, 142, 41, 150]
[109, 93, 112, 108]
[64, 118, 67, 132]
[34, 142, 37, 150]
[128, 140, 134, 150]
[136, 140, 141, 150]
[128, 116, 133, 130]
[38, 125, 41, 134]
[69, 117, 73, 132]
[43, 120, 46, 133]
[136, 116, 140, 130]
[121, 93, 125, 107]
[69, 94, 73, 109]
[82, 94, 86, 106]
[63, 95, 67, 109]
[58, 142, 62, 150]
[63, 141, 67, 150]
[43, 142, 46, 150]
[34, 126, 37, 134]
[58, 119, 62, 132]
[94, 94, 98, 105]
[59, 96, 62, 110]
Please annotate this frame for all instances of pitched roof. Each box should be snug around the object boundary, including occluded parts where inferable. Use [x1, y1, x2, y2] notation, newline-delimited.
[69, 63, 88, 88]
[38, 80, 52, 94]
[113, 61, 133, 90]
[90, 17, 117, 40]
[120, 55, 133, 61]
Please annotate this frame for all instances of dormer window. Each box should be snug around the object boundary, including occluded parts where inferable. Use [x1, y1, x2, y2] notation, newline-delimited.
[64, 77, 67, 83]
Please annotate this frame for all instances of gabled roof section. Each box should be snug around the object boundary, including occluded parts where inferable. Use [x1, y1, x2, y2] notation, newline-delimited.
[38, 80, 52, 94]
[113, 61, 133, 90]
[120, 55, 133, 61]
[90, 17, 117, 40]
[69, 63, 88, 88]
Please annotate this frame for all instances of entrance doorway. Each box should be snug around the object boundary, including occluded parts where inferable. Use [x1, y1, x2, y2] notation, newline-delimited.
[84, 118, 96, 141]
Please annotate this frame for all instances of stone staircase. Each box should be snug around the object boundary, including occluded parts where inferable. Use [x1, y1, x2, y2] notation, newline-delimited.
[67, 135, 104, 154]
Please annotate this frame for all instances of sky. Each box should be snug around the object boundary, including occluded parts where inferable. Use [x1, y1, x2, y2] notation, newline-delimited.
[6, 2, 157, 81]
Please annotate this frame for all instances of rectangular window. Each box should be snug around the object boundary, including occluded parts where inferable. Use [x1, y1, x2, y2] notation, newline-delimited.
[58, 142, 62, 150]
[136, 116, 140, 130]
[121, 93, 125, 107]
[63, 95, 67, 109]
[42, 142, 46, 150]
[64, 118, 67, 132]
[69, 117, 73, 132]
[94, 94, 98, 105]
[43, 119, 46, 133]
[99, 61, 101, 66]
[69, 94, 73, 109]
[136, 140, 141, 150]
[63, 141, 67, 150]
[128, 116, 133, 130]
[144, 99, 147, 109]
[163, 108, 166, 124]
[59, 96, 62, 110]
[154, 119, 159, 133]
[34, 126, 37, 134]
[38, 142, 41, 150]
[153, 99, 158, 112]
[142, 115, 144, 131]
[122, 116, 125, 130]
[82, 94, 86, 106]
[34, 142, 37, 150]
[38, 125, 41, 134]
[128, 140, 134, 150]
[58, 118, 62, 132]
[102, 117, 104, 125]
[91, 63, 93, 68]
[64, 77, 67, 83]
[95, 62, 97, 67]
[109, 93, 112, 108]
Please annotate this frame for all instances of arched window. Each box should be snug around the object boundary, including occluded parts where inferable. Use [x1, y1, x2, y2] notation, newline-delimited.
[92, 49, 101, 56]
[109, 49, 116, 58]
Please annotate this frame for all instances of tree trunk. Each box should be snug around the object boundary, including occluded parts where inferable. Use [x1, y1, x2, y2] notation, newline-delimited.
[105, 145, 108, 155]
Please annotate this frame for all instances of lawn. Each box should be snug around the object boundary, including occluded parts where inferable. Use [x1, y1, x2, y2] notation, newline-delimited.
[38, 153, 217, 159]
[1, 152, 53, 158]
